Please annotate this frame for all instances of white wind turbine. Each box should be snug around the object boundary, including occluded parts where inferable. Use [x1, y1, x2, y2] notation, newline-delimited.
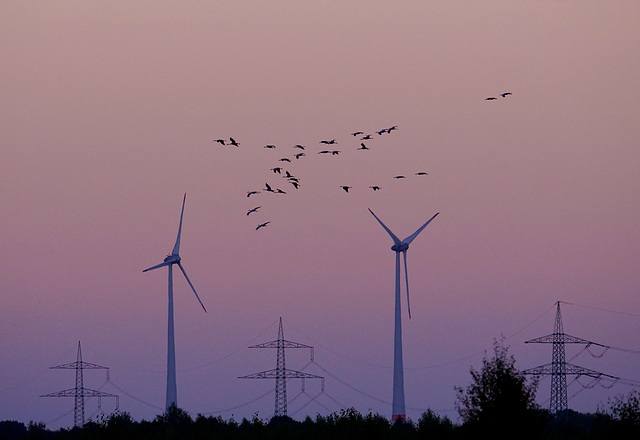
[143, 193, 207, 409]
[368, 208, 439, 422]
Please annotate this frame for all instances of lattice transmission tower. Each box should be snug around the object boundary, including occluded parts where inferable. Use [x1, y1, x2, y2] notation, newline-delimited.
[523, 301, 618, 415]
[239, 318, 324, 417]
[41, 341, 119, 427]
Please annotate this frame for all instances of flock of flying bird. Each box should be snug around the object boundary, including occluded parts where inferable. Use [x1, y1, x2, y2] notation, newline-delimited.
[214, 93, 513, 230]
[214, 125, 431, 230]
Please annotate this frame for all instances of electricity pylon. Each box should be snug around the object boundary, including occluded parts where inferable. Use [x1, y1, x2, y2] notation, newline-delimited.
[239, 318, 324, 417]
[41, 341, 118, 427]
[524, 301, 618, 415]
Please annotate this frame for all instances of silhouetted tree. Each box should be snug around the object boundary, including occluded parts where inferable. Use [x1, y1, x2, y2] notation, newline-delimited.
[543, 409, 611, 440]
[416, 410, 457, 439]
[604, 390, 640, 425]
[25, 421, 49, 440]
[153, 404, 193, 439]
[455, 337, 543, 439]
[327, 408, 380, 440]
[600, 390, 640, 437]
[0, 421, 27, 440]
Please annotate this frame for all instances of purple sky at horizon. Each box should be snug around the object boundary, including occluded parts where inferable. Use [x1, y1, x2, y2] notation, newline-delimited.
[2, 1, 639, 429]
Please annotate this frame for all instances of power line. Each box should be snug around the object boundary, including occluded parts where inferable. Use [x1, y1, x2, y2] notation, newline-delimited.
[205, 388, 273, 415]
[282, 318, 392, 369]
[1, 344, 78, 394]
[322, 390, 348, 410]
[88, 319, 282, 376]
[178, 318, 281, 372]
[45, 408, 74, 425]
[560, 301, 640, 318]
[312, 359, 452, 414]
[105, 379, 164, 411]
[286, 305, 557, 373]
[289, 391, 331, 416]
[312, 360, 390, 407]
[287, 390, 305, 407]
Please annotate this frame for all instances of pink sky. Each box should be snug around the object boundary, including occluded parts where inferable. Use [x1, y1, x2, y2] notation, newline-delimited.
[2, 1, 640, 429]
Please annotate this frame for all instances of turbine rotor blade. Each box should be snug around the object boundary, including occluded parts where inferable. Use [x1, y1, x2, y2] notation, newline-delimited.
[172, 193, 187, 256]
[402, 212, 439, 245]
[143, 261, 171, 272]
[368, 208, 402, 245]
[177, 262, 207, 313]
[403, 251, 411, 320]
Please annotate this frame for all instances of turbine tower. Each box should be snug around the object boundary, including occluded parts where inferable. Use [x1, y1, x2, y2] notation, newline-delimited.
[143, 193, 207, 409]
[368, 208, 439, 422]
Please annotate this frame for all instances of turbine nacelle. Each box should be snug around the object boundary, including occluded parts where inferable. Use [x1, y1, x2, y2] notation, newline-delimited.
[391, 243, 409, 252]
[164, 254, 181, 264]
[369, 208, 439, 321]
[143, 193, 207, 313]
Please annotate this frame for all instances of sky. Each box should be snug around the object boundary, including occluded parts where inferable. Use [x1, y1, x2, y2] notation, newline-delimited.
[1, 0, 640, 429]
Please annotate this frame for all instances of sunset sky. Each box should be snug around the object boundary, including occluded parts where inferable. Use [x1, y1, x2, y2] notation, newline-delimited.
[2, 1, 639, 429]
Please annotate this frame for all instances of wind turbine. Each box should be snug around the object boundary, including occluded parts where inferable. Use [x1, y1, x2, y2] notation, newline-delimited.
[368, 208, 439, 422]
[143, 193, 207, 410]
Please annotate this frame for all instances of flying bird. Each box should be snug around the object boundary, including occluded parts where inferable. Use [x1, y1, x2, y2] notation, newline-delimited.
[264, 183, 274, 192]
[318, 150, 330, 154]
[247, 206, 261, 216]
[279, 158, 291, 162]
[289, 180, 300, 189]
[320, 139, 337, 144]
[387, 125, 398, 132]
[264, 144, 276, 149]
[228, 137, 239, 146]
[369, 186, 381, 191]
[247, 190, 260, 197]
[415, 172, 428, 176]
[341, 186, 352, 193]
[351, 131, 364, 136]
[284, 171, 295, 179]
[394, 175, 406, 179]
[361, 134, 373, 140]
[214, 139, 226, 145]
[500, 92, 512, 97]
[256, 221, 270, 230]
[294, 152, 306, 159]
[294, 144, 305, 150]
[358, 143, 369, 150]
[275, 188, 286, 194]
[271, 167, 282, 174]
[485, 97, 497, 101]
[376, 129, 388, 135]
[331, 150, 340, 155]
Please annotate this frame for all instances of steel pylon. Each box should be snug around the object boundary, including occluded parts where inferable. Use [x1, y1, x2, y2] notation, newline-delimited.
[524, 302, 617, 415]
[41, 341, 118, 427]
[239, 318, 324, 417]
